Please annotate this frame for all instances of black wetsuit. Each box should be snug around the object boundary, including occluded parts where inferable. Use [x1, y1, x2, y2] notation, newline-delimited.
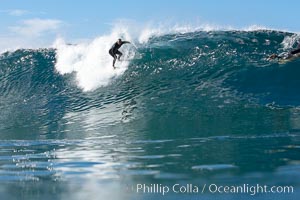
[269, 44, 300, 60]
[291, 48, 300, 55]
[109, 41, 130, 59]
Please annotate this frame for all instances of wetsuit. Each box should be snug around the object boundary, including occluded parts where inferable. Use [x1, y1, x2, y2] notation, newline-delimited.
[109, 41, 130, 59]
[269, 43, 300, 60]
[291, 48, 300, 55]
[290, 43, 300, 55]
[269, 45, 300, 60]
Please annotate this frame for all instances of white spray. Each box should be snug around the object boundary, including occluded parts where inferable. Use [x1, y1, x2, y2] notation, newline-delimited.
[54, 26, 134, 91]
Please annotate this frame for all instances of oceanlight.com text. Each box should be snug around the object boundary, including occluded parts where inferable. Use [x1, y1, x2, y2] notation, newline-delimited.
[132, 183, 294, 196]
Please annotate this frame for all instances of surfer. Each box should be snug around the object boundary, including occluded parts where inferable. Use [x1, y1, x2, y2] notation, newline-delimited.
[109, 39, 130, 68]
[268, 42, 300, 60]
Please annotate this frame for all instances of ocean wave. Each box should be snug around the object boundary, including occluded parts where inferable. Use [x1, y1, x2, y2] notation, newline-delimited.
[1, 29, 300, 138]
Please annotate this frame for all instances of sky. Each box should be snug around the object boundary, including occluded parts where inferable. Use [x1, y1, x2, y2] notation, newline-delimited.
[0, 0, 299, 50]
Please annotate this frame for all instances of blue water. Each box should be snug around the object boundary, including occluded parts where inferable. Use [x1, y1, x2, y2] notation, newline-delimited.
[0, 30, 300, 199]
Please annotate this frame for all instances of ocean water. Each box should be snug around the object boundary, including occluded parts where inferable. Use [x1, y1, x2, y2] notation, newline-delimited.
[0, 29, 300, 200]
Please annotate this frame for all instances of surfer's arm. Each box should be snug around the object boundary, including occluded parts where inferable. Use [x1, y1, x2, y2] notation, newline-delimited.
[122, 41, 130, 45]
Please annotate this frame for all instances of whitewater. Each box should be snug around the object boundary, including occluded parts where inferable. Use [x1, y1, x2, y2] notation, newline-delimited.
[0, 24, 300, 200]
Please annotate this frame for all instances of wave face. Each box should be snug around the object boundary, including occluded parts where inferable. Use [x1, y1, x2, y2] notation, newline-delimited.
[1, 30, 300, 199]
[1, 30, 300, 137]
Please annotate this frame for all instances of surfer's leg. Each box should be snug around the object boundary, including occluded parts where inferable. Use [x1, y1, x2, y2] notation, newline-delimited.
[111, 53, 117, 68]
[112, 57, 117, 68]
[109, 50, 114, 58]
[109, 49, 118, 67]
[116, 50, 122, 60]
